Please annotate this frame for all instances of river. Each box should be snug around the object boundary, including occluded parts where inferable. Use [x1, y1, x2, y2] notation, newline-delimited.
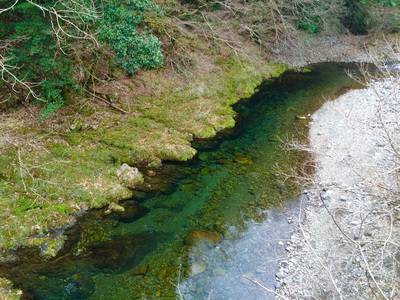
[0, 63, 363, 299]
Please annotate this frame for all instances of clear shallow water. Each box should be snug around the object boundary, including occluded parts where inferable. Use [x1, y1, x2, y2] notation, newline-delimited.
[0, 63, 363, 299]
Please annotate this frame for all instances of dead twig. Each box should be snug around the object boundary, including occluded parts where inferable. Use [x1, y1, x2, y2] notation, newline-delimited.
[83, 89, 129, 115]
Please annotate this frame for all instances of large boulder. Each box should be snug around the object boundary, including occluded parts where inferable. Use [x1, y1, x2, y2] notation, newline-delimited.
[116, 163, 144, 188]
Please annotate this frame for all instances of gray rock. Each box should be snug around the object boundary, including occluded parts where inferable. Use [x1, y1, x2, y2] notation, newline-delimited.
[280, 260, 289, 268]
[116, 163, 144, 188]
[321, 191, 330, 200]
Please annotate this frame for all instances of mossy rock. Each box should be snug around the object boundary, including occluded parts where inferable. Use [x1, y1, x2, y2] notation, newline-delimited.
[115, 164, 144, 188]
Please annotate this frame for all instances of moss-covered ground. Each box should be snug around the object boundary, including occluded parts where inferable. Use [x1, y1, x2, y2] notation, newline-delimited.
[0, 30, 284, 253]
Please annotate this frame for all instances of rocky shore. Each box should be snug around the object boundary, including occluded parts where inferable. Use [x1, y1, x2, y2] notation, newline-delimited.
[276, 75, 400, 298]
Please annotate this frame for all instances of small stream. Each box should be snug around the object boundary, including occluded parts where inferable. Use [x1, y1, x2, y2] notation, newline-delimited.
[0, 63, 363, 299]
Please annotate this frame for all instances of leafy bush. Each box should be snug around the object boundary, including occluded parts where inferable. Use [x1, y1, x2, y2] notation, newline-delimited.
[342, 0, 400, 34]
[0, 0, 163, 115]
[97, 0, 163, 74]
[298, 17, 321, 34]
[1, 3, 73, 113]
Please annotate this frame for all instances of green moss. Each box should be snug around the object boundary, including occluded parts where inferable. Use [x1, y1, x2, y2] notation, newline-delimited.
[0, 13, 286, 250]
[195, 126, 217, 138]
[26, 236, 67, 258]
[0, 277, 22, 299]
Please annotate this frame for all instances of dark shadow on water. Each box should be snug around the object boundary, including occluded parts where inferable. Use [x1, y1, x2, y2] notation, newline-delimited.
[1, 231, 163, 299]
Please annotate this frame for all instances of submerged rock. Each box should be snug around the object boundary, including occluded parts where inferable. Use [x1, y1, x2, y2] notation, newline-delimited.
[146, 170, 156, 177]
[185, 229, 220, 247]
[233, 155, 253, 165]
[8, 233, 157, 298]
[133, 265, 149, 276]
[83, 234, 154, 273]
[62, 275, 95, 299]
[112, 205, 148, 223]
[198, 152, 209, 161]
[189, 260, 206, 276]
[180, 183, 197, 191]
[158, 266, 176, 280]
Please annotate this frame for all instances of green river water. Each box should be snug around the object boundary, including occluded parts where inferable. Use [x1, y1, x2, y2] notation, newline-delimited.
[1, 63, 363, 299]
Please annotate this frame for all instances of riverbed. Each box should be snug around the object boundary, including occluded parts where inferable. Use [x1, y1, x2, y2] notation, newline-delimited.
[1, 63, 363, 299]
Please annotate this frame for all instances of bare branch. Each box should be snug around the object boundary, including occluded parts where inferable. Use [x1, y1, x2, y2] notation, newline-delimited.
[0, 0, 18, 15]
[27, 0, 99, 48]
[0, 0, 100, 103]
[0, 56, 43, 101]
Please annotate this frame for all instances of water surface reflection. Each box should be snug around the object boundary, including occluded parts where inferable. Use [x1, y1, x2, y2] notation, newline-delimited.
[181, 202, 301, 299]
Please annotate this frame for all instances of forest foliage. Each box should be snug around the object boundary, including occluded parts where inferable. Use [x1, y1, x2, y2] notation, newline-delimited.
[0, 0, 163, 115]
[0, 0, 399, 259]
[0, 0, 399, 116]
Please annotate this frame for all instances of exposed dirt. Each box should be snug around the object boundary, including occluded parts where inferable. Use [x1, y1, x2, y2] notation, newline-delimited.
[276, 75, 400, 298]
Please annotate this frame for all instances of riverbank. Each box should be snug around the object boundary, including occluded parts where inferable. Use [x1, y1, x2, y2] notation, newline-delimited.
[276, 75, 400, 298]
[0, 27, 383, 253]
[0, 19, 396, 297]
[0, 31, 377, 253]
[0, 53, 283, 248]
[0, 31, 284, 296]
